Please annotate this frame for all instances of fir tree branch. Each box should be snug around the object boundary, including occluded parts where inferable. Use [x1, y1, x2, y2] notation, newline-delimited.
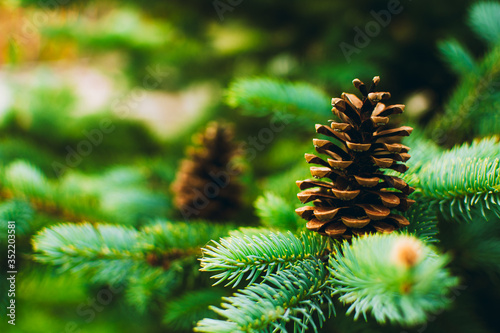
[438, 38, 477, 76]
[163, 288, 229, 331]
[1, 161, 168, 224]
[427, 2, 500, 144]
[226, 77, 331, 125]
[125, 265, 183, 313]
[431, 6, 500, 146]
[196, 258, 335, 333]
[328, 234, 458, 326]
[418, 155, 500, 222]
[33, 223, 142, 283]
[397, 138, 500, 223]
[400, 194, 439, 243]
[33, 220, 230, 314]
[468, 2, 500, 45]
[0, 199, 33, 236]
[3, 160, 52, 203]
[200, 231, 328, 287]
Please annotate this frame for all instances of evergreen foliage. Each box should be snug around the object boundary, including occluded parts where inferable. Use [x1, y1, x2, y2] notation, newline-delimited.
[400, 197, 439, 243]
[398, 137, 500, 223]
[196, 257, 336, 333]
[197, 230, 458, 332]
[468, 2, 500, 45]
[329, 234, 458, 325]
[0, 199, 33, 237]
[5, 1, 500, 332]
[200, 231, 327, 287]
[226, 78, 331, 126]
[164, 289, 229, 331]
[1, 160, 168, 224]
[431, 2, 500, 144]
[33, 220, 234, 322]
[438, 39, 477, 76]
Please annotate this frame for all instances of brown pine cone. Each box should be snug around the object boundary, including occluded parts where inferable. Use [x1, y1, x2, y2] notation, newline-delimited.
[295, 76, 415, 239]
[171, 121, 243, 221]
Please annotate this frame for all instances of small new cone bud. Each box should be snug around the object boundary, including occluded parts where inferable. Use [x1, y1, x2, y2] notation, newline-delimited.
[295, 76, 414, 239]
[390, 237, 423, 269]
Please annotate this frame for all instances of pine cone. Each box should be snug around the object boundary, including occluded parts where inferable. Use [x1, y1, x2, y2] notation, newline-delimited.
[295, 76, 415, 239]
[171, 121, 243, 221]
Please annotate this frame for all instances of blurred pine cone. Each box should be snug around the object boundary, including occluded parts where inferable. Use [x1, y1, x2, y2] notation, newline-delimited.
[295, 76, 415, 239]
[171, 121, 243, 221]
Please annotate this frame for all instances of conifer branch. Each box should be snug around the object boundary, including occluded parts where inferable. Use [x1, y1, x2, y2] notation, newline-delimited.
[400, 195, 439, 243]
[468, 2, 500, 45]
[164, 289, 229, 331]
[1, 160, 168, 224]
[418, 155, 500, 222]
[196, 258, 335, 333]
[438, 39, 477, 76]
[141, 220, 234, 252]
[431, 2, 500, 144]
[0, 199, 34, 237]
[397, 138, 500, 223]
[200, 231, 328, 287]
[33, 220, 233, 284]
[328, 234, 459, 326]
[33, 223, 142, 283]
[226, 78, 331, 125]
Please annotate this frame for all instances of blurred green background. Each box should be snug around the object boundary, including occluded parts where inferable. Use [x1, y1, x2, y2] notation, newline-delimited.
[1, 0, 498, 332]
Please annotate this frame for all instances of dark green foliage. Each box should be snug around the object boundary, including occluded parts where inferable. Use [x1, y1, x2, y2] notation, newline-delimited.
[430, 2, 500, 144]
[400, 195, 439, 243]
[200, 231, 327, 287]
[33, 220, 234, 319]
[409, 138, 500, 223]
[197, 258, 336, 333]
[163, 289, 228, 331]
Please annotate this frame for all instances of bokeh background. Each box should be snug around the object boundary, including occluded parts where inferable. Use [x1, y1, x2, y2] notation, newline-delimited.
[1, 0, 498, 332]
